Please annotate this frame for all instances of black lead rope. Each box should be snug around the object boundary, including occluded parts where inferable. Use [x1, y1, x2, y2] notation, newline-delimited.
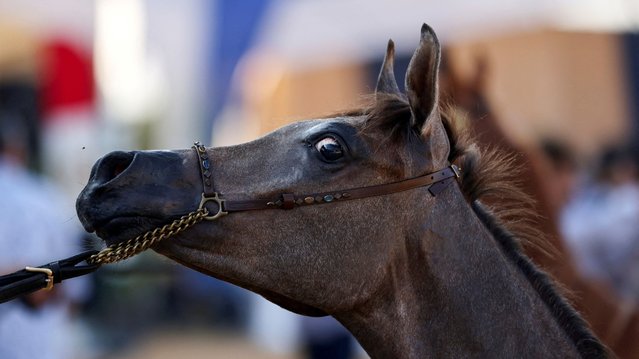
[0, 250, 100, 304]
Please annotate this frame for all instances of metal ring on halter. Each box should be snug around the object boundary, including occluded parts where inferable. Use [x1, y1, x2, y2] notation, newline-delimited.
[198, 193, 228, 220]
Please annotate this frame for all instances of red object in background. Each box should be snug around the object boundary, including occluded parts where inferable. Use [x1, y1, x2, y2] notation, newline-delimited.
[40, 40, 94, 121]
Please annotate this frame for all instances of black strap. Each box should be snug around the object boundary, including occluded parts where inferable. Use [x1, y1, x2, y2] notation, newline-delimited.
[0, 250, 100, 304]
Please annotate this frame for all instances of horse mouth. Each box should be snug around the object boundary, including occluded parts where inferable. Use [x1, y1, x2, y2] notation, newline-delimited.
[94, 215, 166, 247]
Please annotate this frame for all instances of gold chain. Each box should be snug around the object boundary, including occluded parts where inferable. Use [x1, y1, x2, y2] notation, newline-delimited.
[88, 208, 209, 265]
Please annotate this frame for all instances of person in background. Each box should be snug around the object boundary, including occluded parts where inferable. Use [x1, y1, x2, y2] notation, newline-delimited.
[561, 145, 639, 302]
[0, 82, 88, 359]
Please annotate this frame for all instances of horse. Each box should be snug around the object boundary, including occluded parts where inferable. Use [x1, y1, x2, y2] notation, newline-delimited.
[76, 24, 609, 358]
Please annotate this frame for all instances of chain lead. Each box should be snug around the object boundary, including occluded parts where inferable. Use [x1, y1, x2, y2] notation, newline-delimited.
[88, 208, 209, 265]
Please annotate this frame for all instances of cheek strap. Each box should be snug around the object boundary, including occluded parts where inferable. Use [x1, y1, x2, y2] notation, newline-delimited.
[193, 142, 216, 197]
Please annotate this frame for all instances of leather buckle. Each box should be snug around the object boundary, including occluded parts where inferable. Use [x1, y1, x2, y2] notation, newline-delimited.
[24, 267, 54, 291]
[450, 164, 461, 178]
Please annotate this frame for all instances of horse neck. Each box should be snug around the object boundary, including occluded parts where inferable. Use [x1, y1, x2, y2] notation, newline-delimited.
[335, 186, 581, 359]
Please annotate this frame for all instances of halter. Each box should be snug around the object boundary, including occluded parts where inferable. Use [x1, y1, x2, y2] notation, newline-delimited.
[94, 141, 461, 263]
[191, 141, 461, 219]
[0, 142, 460, 303]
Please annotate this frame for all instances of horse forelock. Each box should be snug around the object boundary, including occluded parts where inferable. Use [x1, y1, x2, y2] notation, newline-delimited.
[337, 94, 610, 358]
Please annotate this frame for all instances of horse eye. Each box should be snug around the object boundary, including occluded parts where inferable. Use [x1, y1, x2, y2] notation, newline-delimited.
[315, 137, 343, 161]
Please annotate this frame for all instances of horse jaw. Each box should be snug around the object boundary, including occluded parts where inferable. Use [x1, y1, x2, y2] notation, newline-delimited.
[158, 245, 329, 317]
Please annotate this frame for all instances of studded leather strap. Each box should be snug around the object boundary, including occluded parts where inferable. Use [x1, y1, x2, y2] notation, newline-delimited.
[222, 165, 461, 212]
[193, 142, 216, 196]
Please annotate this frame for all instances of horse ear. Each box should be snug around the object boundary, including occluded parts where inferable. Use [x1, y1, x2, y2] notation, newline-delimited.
[405, 23, 441, 134]
[375, 39, 400, 96]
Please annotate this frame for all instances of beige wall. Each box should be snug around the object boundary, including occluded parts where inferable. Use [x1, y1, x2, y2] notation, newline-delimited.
[0, 21, 40, 81]
[448, 30, 630, 157]
[246, 30, 629, 159]
[245, 62, 367, 136]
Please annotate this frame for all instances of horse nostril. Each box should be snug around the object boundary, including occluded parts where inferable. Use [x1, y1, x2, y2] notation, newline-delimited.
[92, 151, 136, 185]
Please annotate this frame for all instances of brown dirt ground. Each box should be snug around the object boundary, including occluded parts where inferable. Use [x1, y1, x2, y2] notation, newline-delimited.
[104, 330, 303, 359]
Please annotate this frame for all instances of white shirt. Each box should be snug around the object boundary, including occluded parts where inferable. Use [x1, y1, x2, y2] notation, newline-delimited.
[561, 180, 639, 300]
[0, 159, 82, 359]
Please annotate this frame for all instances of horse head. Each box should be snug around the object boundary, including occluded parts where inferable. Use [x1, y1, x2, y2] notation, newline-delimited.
[77, 24, 605, 358]
[77, 24, 449, 316]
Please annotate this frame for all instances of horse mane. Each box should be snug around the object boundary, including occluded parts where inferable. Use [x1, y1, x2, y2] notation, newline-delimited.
[345, 93, 610, 358]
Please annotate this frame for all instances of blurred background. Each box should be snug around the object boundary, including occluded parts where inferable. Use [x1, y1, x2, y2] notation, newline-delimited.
[0, 0, 638, 358]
